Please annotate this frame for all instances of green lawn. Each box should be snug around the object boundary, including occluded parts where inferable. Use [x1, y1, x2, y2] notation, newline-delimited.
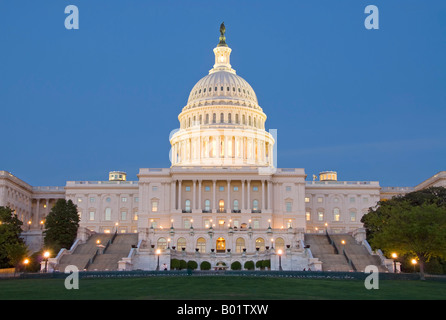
[0, 276, 445, 300]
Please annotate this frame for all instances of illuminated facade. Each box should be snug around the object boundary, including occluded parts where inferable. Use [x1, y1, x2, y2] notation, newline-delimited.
[1, 27, 444, 271]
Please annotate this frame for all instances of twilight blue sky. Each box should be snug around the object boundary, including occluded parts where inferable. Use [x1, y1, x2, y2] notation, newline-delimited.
[0, 1, 445, 187]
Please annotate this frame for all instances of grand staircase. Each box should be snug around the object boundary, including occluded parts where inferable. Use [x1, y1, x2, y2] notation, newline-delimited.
[304, 233, 388, 272]
[56, 233, 138, 271]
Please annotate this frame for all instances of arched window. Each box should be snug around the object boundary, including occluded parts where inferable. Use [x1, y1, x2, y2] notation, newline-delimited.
[177, 237, 186, 251]
[197, 237, 206, 253]
[213, 113, 216, 123]
[235, 114, 239, 124]
[255, 238, 265, 251]
[157, 237, 167, 249]
[236, 237, 245, 253]
[205, 114, 209, 124]
[205, 199, 211, 212]
[216, 237, 226, 252]
[228, 113, 232, 123]
[275, 237, 285, 251]
[220, 113, 224, 123]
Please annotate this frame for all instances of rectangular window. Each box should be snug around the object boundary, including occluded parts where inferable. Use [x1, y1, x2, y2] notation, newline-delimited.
[89, 197, 95, 203]
[350, 211, 356, 222]
[318, 211, 324, 221]
[77, 197, 82, 203]
[233, 186, 239, 191]
[152, 201, 158, 212]
[286, 186, 291, 192]
[363, 197, 368, 203]
[133, 211, 138, 221]
[121, 211, 127, 220]
[184, 219, 191, 229]
[253, 220, 260, 229]
[121, 197, 127, 202]
[317, 197, 323, 203]
[89, 211, 95, 221]
[350, 197, 356, 203]
[105, 208, 111, 221]
[286, 202, 292, 212]
[219, 186, 224, 191]
[185, 186, 191, 191]
[253, 186, 259, 191]
[152, 186, 158, 192]
[134, 197, 139, 203]
[305, 197, 310, 203]
[205, 186, 211, 191]
[306, 211, 311, 221]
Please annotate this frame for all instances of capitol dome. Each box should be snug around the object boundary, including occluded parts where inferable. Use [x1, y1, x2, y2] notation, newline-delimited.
[186, 70, 259, 108]
[170, 23, 275, 168]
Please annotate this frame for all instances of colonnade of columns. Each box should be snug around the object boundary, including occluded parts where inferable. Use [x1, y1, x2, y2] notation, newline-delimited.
[171, 134, 273, 166]
[170, 179, 273, 213]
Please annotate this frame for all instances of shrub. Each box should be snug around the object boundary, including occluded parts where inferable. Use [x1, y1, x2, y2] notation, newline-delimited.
[262, 259, 271, 269]
[256, 260, 264, 270]
[170, 259, 180, 270]
[244, 260, 255, 270]
[187, 260, 198, 270]
[179, 259, 187, 270]
[200, 261, 211, 270]
[231, 261, 242, 270]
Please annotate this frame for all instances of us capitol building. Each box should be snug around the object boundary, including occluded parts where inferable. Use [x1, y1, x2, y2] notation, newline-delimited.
[1, 25, 445, 272]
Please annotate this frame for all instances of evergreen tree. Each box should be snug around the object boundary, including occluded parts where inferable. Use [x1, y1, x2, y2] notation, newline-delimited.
[43, 199, 80, 255]
[0, 206, 27, 268]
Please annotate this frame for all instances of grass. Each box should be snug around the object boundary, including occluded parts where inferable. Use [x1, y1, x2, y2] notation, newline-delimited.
[0, 276, 445, 300]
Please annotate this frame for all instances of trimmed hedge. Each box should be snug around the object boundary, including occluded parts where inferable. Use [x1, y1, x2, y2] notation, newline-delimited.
[231, 261, 242, 270]
[187, 260, 198, 270]
[244, 260, 255, 270]
[200, 261, 211, 270]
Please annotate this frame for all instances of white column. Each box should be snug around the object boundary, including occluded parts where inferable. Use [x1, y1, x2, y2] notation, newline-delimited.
[212, 180, 216, 213]
[261, 180, 265, 211]
[198, 180, 202, 212]
[227, 180, 230, 212]
[178, 180, 182, 211]
[171, 180, 176, 211]
[267, 180, 272, 211]
[193, 180, 196, 210]
[247, 180, 251, 212]
[241, 180, 245, 211]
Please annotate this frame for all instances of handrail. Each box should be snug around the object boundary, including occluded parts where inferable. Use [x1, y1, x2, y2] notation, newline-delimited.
[325, 230, 338, 254]
[85, 249, 99, 270]
[342, 248, 357, 271]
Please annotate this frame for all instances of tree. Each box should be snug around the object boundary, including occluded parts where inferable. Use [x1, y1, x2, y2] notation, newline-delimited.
[0, 206, 27, 269]
[43, 199, 80, 255]
[362, 187, 446, 279]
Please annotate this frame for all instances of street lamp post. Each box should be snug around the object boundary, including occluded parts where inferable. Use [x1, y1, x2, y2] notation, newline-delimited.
[411, 259, 417, 272]
[277, 249, 283, 271]
[43, 251, 50, 273]
[391, 253, 398, 273]
[156, 249, 161, 271]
